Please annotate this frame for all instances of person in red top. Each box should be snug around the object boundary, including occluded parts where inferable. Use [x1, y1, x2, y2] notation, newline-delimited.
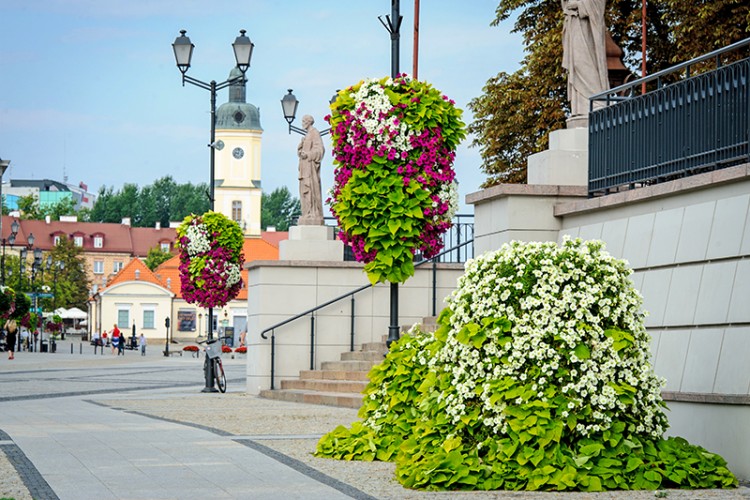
[110, 324, 120, 355]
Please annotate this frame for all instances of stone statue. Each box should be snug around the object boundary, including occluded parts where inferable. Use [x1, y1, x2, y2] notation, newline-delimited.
[561, 0, 609, 124]
[297, 115, 325, 225]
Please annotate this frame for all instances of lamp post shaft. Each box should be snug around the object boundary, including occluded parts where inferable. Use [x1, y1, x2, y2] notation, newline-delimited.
[390, 0, 401, 79]
[1, 241, 5, 286]
[173, 30, 251, 394]
[386, 0, 402, 349]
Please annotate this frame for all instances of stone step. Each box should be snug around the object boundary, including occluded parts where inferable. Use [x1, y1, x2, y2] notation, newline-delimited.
[340, 350, 385, 362]
[281, 378, 367, 394]
[300, 369, 370, 381]
[361, 341, 388, 352]
[259, 388, 363, 409]
[320, 359, 376, 372]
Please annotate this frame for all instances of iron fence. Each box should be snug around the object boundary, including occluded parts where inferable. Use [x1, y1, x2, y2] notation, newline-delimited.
[588, 38, 750, 197]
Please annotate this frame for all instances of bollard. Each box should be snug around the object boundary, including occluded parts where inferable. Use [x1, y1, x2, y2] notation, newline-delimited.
[70, 343, 73, 354]
[80, 343, 82, 355]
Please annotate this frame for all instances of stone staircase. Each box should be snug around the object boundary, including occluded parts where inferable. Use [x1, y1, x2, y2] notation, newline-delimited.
[259, 317, 437, 409]
[258, 340, 387, 409]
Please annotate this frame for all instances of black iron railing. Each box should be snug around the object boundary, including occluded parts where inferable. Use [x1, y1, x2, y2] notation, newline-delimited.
[260, 238, 473, 390]
[588, 38, 750, 197]
[288, 214, 474, 263]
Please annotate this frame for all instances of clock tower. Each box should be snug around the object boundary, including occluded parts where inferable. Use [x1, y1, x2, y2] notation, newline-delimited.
[214, 68, 263, 237]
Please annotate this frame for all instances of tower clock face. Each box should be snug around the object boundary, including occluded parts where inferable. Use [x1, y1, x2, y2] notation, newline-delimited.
[232, 147, 244, 159]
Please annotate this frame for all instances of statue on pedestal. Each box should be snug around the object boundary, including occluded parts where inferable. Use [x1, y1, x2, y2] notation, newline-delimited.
[561, 0, 609, 126]
[297, 114, 325, 225]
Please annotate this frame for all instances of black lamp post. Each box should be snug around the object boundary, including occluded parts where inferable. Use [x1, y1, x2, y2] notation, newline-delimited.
[164, 316, 170, 356]
[31, 247, 42, 352]
[280, 89, 336, 136]
[172, 28, 253, 392]
[1, 219, 19, 285]
[0, 158, 9, 261]
[379, 0, 403, 348]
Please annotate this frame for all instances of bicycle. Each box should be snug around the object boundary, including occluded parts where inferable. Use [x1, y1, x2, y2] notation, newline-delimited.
[197, 337, 226, 393]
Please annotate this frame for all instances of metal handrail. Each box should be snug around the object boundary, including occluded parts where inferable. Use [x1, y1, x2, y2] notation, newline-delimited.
[591, 37, 750, 105]
[260, 238, 474, 390]
[260, 238, 473, 340]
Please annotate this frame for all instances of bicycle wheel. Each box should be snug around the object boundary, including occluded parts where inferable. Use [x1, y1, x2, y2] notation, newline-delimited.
[214, 358, 227, 393]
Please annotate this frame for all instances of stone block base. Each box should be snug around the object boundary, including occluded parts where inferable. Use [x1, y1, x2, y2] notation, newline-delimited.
[279, 225, 343, 261]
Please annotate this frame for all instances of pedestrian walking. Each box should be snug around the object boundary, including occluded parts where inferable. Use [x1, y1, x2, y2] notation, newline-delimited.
[110, 324, 120, 355]
[139, 333, 146, 356]
[117, 330, 125, 356]
[20, 327, 28, 351]
[6, 320, 17, 360]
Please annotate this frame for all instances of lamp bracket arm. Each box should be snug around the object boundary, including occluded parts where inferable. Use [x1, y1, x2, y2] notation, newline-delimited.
[215, 75, 246, 91]
[289, 124, 307, 136]
[182, 74, 212, 91]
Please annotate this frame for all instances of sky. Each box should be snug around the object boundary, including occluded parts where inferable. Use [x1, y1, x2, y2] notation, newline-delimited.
[0, 0, 523, 214]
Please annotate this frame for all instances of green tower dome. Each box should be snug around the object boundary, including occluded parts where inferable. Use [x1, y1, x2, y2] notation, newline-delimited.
[216, 68, 263, 131]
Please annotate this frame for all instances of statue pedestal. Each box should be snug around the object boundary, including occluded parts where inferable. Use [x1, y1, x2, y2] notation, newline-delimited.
[279, 225, 344, 262]
[526, 127, 588, 186]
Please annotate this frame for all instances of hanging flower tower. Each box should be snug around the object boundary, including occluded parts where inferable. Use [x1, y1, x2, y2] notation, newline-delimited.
[176, 211, 245, 308]
[327, 75, 466, 284]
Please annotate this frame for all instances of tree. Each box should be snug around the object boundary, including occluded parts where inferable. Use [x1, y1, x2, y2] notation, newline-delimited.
[261, 187, 300, 231]
[43, 238, 91, 311]
[16, 194, 78, 221]
[470, 0, 750, 186]
[144, 246, 174, 271]
[88, 176, 208, 227]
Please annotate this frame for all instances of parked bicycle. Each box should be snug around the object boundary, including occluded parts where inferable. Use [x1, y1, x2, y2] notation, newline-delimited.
[196, 336, 226, 393]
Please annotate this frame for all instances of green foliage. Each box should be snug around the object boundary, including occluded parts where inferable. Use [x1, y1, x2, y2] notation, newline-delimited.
[16, 194, 77, 221]
[44, 237, 91, 310]
[261, 186, 300, 231]
[89, 176, 209, 227]
[144, 246, 173, 271]
[316, 240, 738, 491]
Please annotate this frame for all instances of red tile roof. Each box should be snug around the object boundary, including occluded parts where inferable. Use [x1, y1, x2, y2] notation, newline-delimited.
[1, 216, 176, 256]
[260, 231, 288, 248]
[104, 257, 169, 292]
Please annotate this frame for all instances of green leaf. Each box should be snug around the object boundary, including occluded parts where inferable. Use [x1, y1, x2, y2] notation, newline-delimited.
[573, 343, 591, 360]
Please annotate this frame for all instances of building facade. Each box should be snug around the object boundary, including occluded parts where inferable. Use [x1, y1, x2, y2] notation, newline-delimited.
[213, 68, 263, 237]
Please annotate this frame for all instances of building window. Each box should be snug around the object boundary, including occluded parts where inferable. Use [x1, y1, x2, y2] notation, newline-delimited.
[143, 309, 155, 329]
[53, 235, 61, 245]
[93, 260, 104, 274]
[160, 242, 170, 253]
[74, 235, 83, 247]
[93, 236, 103, 248]
[117, 309, 130, 328]
[113, 261, 123, 273]
[232, 201, 242, 222]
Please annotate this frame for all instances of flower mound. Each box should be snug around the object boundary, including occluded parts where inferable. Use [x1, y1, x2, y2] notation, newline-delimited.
[316, 239, 737, 491]
[328, 75, 465, 284]
[177, 211, 245, 308]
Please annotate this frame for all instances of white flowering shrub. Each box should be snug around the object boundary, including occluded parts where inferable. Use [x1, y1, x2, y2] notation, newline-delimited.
[316, 239, 736, 491]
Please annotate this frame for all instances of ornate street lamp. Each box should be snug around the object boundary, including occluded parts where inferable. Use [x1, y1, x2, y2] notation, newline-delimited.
[280, 89, 335, 136]
[31, 247, 42, 352]
[1, 219, 19, 285]
[172, 28, 253, 392]
[0, 158, 10, 277]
